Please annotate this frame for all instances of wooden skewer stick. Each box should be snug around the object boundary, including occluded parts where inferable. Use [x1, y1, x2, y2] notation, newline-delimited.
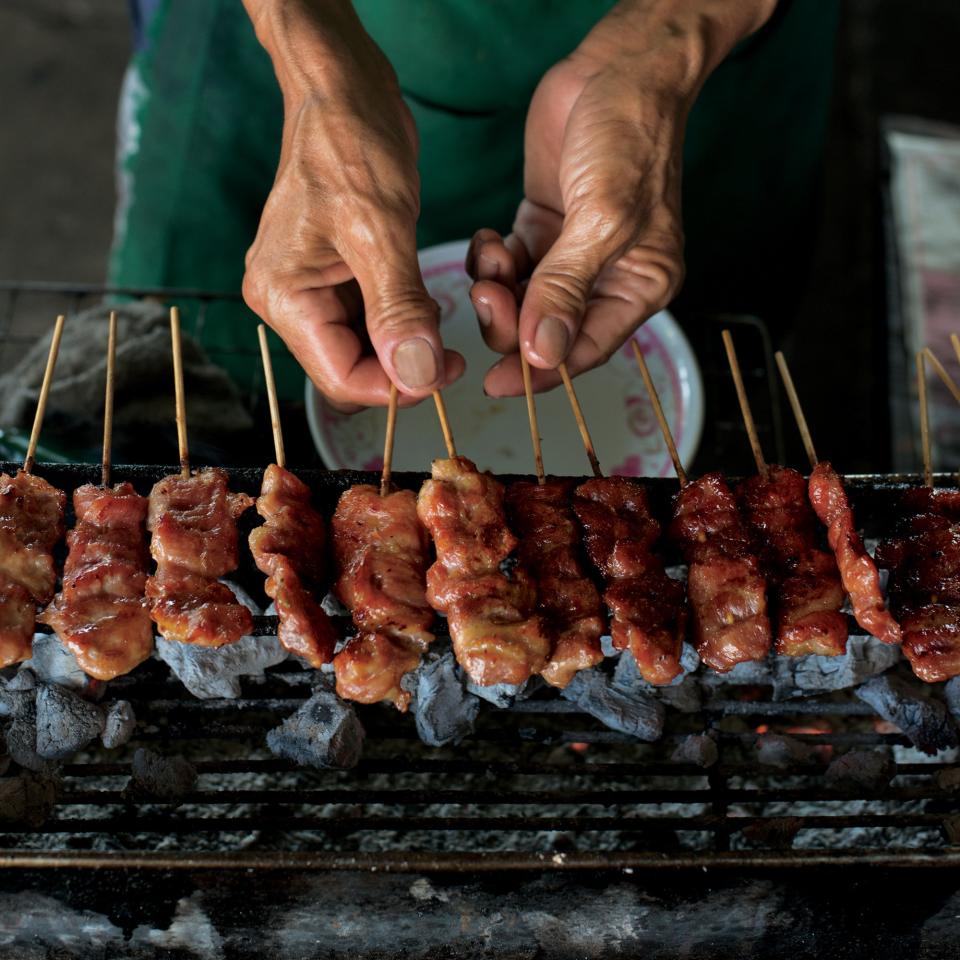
[432, 389, 457, 458]
[169, 307, 190, 479]
[917, 351, 933, 488]
[256, 324, 286, 469]
[380, 383, 398, 497]
[23, 314, 65, 476]
[631, 339, 687, 486]
[101, 311, 117, 488]
[722, 329, 768, 479]
[952, 333, 960, 369]
[558, 361, 602, 478]
[774, 350, 818, 469]
[923, 346, 960, 406]
[520, 353, 545, 484]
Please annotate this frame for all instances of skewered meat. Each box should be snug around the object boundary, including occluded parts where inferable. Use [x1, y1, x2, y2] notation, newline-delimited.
[40, 483, 153, 679]
[506, 479, 604, 688]
[876, 487, 960, 681]
[572, 476, 685, 684]
[808, 461, 900, 645]
[145, 469, 254, 647]
[332, 483, 434, 710]
[669, 471, 771, 672]
[249, 464, 336, 667]
[737, 466, 847, 657]
[417, 457, 550, 686]
[0, 470, 66, 667]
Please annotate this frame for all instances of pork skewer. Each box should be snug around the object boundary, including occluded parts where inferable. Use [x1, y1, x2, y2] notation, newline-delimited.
[875, 351, 960, 681]
[776, 350, 901, 646]
[41, 312, 155, 679]
[144, 307, 254, 648]
[504, 356, 604, 687]
[332, 384, 435, 709]
[0, 316, 68, 667]
[633, 338, 770, 673]
[724, 332, 847, 657]
[248, 324, 336, 666]
[417, 389, 550, 686]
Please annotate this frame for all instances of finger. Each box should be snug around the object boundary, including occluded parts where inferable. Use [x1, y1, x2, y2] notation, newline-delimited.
[466, 229, 516, 287]
[341, 212, 460, 398]
[470, 279, 520, 354]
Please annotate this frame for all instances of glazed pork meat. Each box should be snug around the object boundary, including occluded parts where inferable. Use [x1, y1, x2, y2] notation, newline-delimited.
[506, 479, 604, 688]
[145, 469, 254, 647]
[0, 470, 66, 667]
[331, 483, 434, 710]
[249, 464, 336, 667]
[573, 476, 686, 685]
[40, 483, 153, 679]
[417, 457, 550, 686]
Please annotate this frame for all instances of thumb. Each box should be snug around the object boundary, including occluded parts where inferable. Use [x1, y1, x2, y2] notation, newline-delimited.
[346, 220, 451, 397]
[519, 209, 629, 369]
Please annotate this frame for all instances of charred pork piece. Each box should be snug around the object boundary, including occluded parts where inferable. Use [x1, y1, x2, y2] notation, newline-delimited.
[250, 464, 336, 667]
[41, 482, 153, 679]
[808, 462, 900, 645]
[875, 487, 960, 682]
[506, 479, 604, 688]
[572, 476, 685, 685]
[737, 466, 847, 657]
[669, 471, 772, 672]
[417, 457, 549, 686]
[331, 483, 434, 710]
[145, 469, 254, 647]
[0, 470, 66, 667]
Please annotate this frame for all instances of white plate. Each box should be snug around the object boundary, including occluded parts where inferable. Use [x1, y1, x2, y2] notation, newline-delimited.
[306, 239, 703, 477]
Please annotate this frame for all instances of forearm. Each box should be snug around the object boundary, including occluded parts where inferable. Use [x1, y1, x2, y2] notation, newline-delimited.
[577, 0, 779, 101]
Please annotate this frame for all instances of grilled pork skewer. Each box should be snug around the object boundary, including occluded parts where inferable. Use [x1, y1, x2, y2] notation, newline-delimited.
[0, 315, 67, 668]
[42, 313, 154, 679]
[145, 309, 254, 647]
[248, 327, 336, 667]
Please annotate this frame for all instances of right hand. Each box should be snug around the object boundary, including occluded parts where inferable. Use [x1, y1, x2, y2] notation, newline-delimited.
[242, 1, 463, 411]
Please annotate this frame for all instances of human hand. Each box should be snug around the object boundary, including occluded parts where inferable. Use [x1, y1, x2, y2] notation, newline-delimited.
[242, 0, 463, 411]
[467, 0, 775, 396]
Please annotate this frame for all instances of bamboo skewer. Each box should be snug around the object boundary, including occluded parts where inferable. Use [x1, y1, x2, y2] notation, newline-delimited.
[101, 311, 117, 488]
[558, 361, 602, 478]
[630, 340, 687, 487]
[952, 333, 960, 369]
[923, 346, 960, 405]
[256, 324, 285, 470]
[722, 329, 768, 479]
[23, 314, 65, 476]
[169, 307, 190, 479]
[917, 351, 933, 488]
[381, 383, 398, 497]
[520, 353, 545, 484]
[774, 350, 818, 469]
[432, 390, 457, 459]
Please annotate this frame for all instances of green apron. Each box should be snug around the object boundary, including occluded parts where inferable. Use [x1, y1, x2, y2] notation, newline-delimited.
[109, 0, 838, 399]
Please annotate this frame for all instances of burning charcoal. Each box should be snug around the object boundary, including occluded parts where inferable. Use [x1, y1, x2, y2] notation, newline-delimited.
[615, 646, 703, 713]
[25, 634, 99, 694]
[466, 673, 539, 709]
[4, 716, 56, 774]
[825, 749, 896, 793]
[755, 734, 814, 768]
[561, 667, 665, 741]
[944, 677, 960, 724]
[672, 733, 718, 768]
[0, 772, 57, 827]
[856, 675, 959, 756]
[124, 748, 197, 802]
[0, 673, 35, 720]
[101, 700, 136, 750]
[35, 683, 105, 760]
[7, 668, 36, 690]
[600, 635, 618, 658]
[771, 637, 901, 701]
[413, 652, 480, 746]
[156, 634, 287, 700]
[701, 658, 773, 688]
[741, 816, 803, 849]
[266, 682, 364, 770]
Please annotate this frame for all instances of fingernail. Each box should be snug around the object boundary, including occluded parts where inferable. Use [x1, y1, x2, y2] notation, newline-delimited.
[533, 316, 570, 367]
[478, 253, 500, 280]
[474, 297, 492, 327]
[393, 337, 438, 389]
